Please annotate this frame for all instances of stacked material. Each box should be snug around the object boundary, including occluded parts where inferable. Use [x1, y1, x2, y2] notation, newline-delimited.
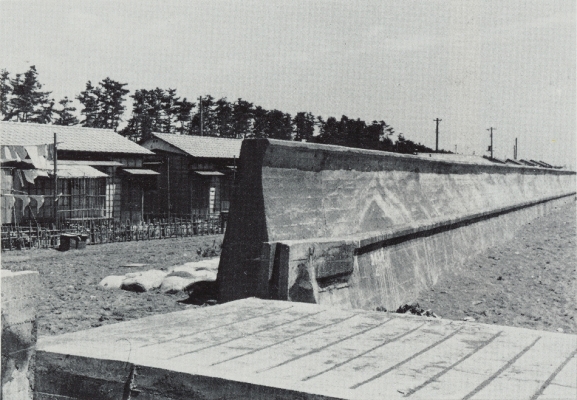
[98, 258, 219, 294]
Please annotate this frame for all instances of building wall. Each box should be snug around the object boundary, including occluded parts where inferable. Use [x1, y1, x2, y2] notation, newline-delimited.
[144, 151, 235, 220]
[1, 168, 14, 224]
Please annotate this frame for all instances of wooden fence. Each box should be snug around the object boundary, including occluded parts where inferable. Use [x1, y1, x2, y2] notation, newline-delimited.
[1, 215, 225, 251]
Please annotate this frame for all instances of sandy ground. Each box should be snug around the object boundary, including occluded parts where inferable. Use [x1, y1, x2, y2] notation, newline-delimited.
[415, 200, 576, 333]
[2, 235, 222, 336]
[2, 201, 575, 337]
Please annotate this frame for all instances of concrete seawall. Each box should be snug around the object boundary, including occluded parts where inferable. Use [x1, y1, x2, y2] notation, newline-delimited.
[1, 270, 39, 400]
[217, 139, 576, 309]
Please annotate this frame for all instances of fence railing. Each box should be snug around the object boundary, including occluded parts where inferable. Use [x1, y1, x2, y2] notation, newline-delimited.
[1, 215, 226, 251]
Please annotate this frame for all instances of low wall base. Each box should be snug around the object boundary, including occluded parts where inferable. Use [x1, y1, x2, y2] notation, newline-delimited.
[262, 195, 575, 311]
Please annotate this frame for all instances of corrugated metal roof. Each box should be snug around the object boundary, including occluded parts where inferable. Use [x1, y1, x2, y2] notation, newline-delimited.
[151, 133, 241, 159]
[0, 122, 152, 155]
[122, 169, 159, 175]
[193, 171, 225, 176]
[58, 160, 124, 166]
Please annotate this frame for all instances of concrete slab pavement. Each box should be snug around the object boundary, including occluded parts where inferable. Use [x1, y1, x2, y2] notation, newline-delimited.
[36, 298, 577, 399]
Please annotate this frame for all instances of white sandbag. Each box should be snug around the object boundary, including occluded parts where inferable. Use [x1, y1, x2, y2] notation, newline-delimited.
[166, 269, 217, 281]
[121, 269, 167, 292]
[98, 275, 126, 290]
[160, 276, 196, 294]
[168, 257, 219, 274]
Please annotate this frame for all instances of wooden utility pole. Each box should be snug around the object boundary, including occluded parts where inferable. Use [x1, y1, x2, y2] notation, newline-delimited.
[53, 132, 58, 228]
[199, 96, 203, 136]
[434, 118, 442, 152]
[514, 138, 518, 160]
[167, 157, 170, 220]
[487, 127, 495, 159]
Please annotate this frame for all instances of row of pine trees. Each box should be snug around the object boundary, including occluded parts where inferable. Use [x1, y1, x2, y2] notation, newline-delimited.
[0, 66, 434, 154]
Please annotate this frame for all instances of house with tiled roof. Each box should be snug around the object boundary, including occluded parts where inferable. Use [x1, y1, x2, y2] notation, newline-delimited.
[1, 121, 156, 225]
[141, 133, 242, 219]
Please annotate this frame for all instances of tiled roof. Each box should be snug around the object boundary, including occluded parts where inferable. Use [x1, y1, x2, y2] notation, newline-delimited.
[151, 133, 242, 159]
[0, 122, 152, 155]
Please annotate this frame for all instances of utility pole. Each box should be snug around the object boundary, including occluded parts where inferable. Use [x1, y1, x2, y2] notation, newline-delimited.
[434, 118, 442, 152]
[514, 138, 518, 160]
[487, 127, 495, 159]
[199, 96, 203, 136]
[53, 132, 58, 228]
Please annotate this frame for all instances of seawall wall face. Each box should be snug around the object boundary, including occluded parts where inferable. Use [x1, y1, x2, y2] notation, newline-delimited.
[1, 270, 39, 400]
[217, 139, 576, 306]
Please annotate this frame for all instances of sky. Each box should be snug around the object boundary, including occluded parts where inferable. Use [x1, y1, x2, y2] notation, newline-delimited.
[1, 0, 575, 168]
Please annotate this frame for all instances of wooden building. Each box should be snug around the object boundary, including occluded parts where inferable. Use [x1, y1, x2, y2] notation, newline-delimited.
[0, 122, 155, 226]
[140, 133, 242, 220]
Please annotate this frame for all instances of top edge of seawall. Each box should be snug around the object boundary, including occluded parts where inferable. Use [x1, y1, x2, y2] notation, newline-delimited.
[240, 139, 576, 175]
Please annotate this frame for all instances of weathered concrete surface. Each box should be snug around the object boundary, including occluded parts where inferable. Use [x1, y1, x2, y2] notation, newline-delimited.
[36, 298, 577, 400]
[270, 195, 575, 311]
[1, 269, 39, 400]
[217, 139, 576, 308]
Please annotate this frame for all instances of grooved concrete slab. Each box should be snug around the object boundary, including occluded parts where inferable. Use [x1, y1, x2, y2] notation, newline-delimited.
[36, 298, 577, 400]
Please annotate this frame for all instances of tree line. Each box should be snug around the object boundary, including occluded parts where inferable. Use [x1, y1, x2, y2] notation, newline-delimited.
[1, 65, 435, 154]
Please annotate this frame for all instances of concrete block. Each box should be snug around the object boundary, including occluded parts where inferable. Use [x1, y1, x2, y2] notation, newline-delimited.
[1, 270, 39, 400]
[35, 298, 577, 400]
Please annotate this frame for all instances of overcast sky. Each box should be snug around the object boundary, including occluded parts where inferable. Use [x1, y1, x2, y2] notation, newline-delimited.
[1, 0, 575, 167]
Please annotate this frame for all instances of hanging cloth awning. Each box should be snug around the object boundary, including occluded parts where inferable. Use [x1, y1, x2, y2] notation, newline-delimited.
[50, 165, 108, 178]
[1, 144, 53, 168]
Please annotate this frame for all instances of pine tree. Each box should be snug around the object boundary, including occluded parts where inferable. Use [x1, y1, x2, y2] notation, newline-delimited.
[77, 81, 102, 127]
[250, 106, 268, 138]
[215, 97, 233, 137]
[3, 66, 53, 123]
[292, 112, 315, 142]
[161, 88, 180, 134]
[175, 97, 195, 135]
[231, 99, 253, 138]
[53, 97, 79, 126]
[0, 69, 11, 119]
[99, 78, 129, 131]
[77, 78, 129, 130]
[265, 110, 293, 140]
[190, 95, 217, 136]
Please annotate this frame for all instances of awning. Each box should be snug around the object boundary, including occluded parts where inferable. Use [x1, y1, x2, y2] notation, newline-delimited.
[51, 165, 109, 178]
[59, 160, 123, 167]
[193, 171, 225, 176]
[121, 169, 160, 175]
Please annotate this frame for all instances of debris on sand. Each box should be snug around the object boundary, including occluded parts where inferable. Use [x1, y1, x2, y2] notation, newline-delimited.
[395, 302, 440, 318]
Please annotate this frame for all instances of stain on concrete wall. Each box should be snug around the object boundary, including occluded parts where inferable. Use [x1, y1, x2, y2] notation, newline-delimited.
[1, 270, 38, 400]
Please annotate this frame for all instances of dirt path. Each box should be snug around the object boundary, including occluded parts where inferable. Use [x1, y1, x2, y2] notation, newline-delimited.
[415, 200, 576, 333]
[2, 235, 223, 336]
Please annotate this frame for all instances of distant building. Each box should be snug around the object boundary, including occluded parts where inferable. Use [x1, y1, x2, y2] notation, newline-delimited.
[1, 122, 155, 225]
[141, 133, 242, 220]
